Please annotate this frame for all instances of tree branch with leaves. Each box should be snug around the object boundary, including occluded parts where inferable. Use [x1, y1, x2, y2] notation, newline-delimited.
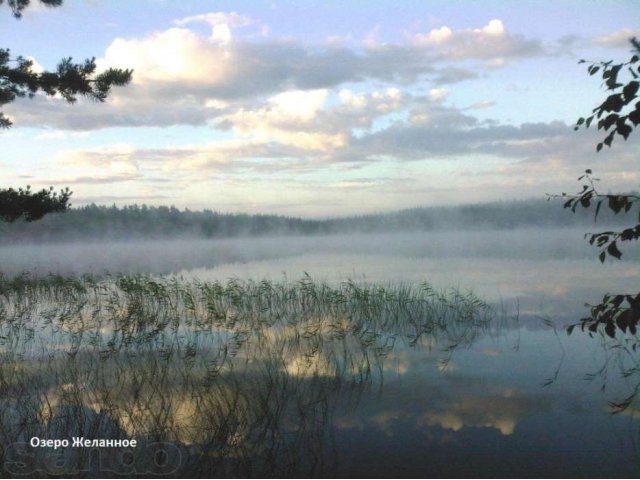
[0, 185, 71, 222]
[0, 49, 132, 129]
[558, 38, 640, 338]
[0, 0, 132, 222]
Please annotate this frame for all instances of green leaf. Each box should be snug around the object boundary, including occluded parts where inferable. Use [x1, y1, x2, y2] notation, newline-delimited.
[609, 196, 623, 213]
[600, 113, 618, 130]
[620, 228, 636, 241]
[623, 81, 639, 101]
[605, 64, 623, 89]
[602, 94, 624, 113]
[605, 322, 616, 338]
[616, 119, 632, 139]
[607, 242, 622, 260]
[603, 131, 614, 147]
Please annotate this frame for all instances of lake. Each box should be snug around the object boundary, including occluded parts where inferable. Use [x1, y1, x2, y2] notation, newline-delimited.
[0, 228, 638, 477]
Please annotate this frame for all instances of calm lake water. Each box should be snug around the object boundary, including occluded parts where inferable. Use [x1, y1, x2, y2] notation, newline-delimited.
[0, 228, 638, 477]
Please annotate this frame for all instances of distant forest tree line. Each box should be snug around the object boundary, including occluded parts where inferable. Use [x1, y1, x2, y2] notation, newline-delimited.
[0, 198, 635, 244]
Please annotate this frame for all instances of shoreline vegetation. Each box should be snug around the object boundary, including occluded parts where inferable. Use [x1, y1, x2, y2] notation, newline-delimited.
[0, 197, 637, 243]
[0, 273, 495, 476]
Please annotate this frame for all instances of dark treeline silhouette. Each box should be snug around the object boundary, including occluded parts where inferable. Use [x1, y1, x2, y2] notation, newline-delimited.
[0, 197, 635, 244]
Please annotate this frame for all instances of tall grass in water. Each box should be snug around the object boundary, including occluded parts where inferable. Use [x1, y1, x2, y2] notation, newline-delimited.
[0, 274, 494, 477]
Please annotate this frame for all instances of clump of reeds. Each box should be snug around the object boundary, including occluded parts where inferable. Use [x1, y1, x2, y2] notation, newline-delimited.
[0, 273, 494, 477]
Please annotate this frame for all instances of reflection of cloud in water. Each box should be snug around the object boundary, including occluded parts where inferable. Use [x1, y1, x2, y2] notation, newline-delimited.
[384, 350, 412, 375]
[342, 386, 553, 437]
[620, 407, 640, 420]
[37, 382, 247, 448]
[285, 352, 337, 378]
[480, 347, 500, 356]
[417, 389, 549, 436]
[335, 352, 556, 438]
[370, 411, 404, 436]
[437, 361, 456, 372]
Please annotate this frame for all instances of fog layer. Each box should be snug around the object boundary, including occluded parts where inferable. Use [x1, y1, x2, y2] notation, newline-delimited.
[2, 228, 635, 277]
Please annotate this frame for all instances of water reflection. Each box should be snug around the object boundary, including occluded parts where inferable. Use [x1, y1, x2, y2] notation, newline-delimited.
[0, 274, 638, 477]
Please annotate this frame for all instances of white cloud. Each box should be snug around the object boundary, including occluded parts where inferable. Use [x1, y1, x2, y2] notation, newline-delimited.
[174, 12, 253, 29]
[593, 28, 640, 48]
[268, 89, 328, 122]
[99, 27, 231, 84]
[214, 87, 408, 152]
[174, 12, 254, 44]
[429, 88, 448, 101]
[363, 24, 383, 48]
[219, 89, 347, 150]
[34, 130, 90, 141]
[25, 56, 44, 74]
[413, 18, 542, 61]
[6, 14, 542, 133]
[479, 19, 505, 36]
[96, 15, 541, 100]
[55, 144, 139, 170]
[339, 89, 367, 108]
[419, 26, 452, 44]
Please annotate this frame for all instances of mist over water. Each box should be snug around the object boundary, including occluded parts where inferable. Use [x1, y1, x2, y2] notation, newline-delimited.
[2, 227, 637, 327]
[1, 227, 635, 276]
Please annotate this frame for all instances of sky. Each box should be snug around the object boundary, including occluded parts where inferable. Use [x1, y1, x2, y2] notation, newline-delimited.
[1, 0, 639, 217]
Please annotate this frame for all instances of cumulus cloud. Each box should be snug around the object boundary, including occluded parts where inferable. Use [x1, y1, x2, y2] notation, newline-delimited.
[214, 87, 407, 152]
[428, 88, 448, 101]
[5, 14, 544, 131]
[174, 11, 253, 29]
[593, 28, 640, 48]
[218, 89, 348, 150]
[97, 25, 433, 101]
[412, 19, 543, 61]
